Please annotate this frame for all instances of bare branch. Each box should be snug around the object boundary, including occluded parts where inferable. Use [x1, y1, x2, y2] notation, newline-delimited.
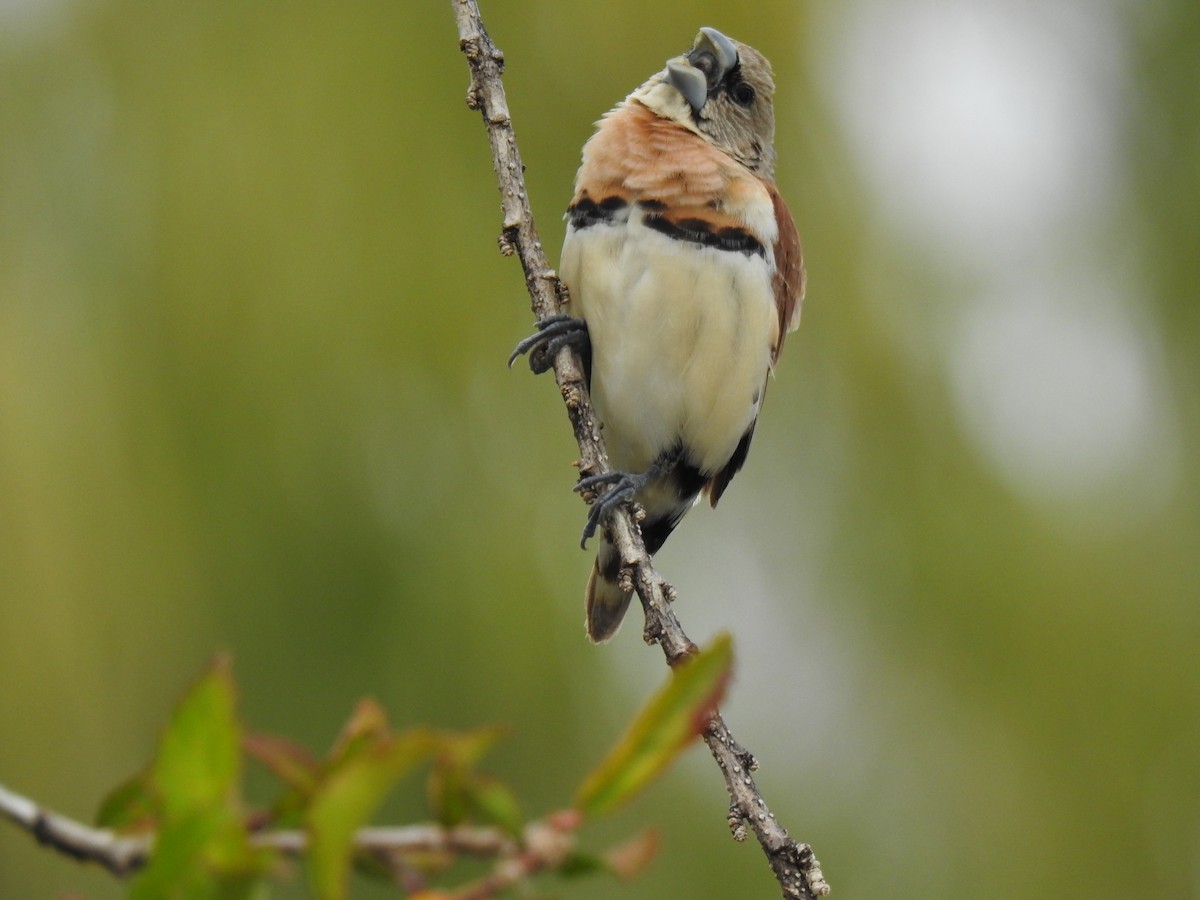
[252, 823, 519, 859]
[452, 813, 579, 900]
[451, 0, 608, 485]
[450, 2, 829, 896]
[0, 782, 150, 877]
[0, 781, 577, 900]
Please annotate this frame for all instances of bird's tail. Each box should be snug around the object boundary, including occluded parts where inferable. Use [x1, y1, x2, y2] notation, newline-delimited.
[584, 534, 634, 643]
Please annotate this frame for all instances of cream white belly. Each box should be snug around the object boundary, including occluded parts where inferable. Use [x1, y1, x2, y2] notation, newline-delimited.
[561, 223, 778, 476]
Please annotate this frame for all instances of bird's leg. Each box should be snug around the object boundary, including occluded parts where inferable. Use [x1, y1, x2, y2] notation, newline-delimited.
[507, 313, 589, 374]
[574, 449, 679, 549]
[575, 467, 650, 549]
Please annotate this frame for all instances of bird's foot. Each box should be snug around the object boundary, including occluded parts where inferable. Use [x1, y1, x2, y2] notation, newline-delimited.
[574, 468, 653, 549]
[507, 313, 589, 374]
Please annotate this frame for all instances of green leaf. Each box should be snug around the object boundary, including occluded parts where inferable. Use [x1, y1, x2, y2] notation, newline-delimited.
[306, 711, 439, 900]
[575, 633, 733, 817]
[131, 809, 260, 900]
[127, 656, 267, 899]
[95, 772, 155, 832]
[426, 726, 520, 833]
[153, 654, 242, 823]
[425, 758, 470, 828]
[465, 773, 523, 836]
[557, 850, 606, 879]
[101, 657, 244, 836]
[129, 812, 213, 900]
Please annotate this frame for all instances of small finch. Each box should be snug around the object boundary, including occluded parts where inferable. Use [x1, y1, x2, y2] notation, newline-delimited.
[513, 27, 804, 642]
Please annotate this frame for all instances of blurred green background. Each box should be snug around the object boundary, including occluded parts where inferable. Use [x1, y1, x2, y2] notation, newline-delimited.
[2, 1, 1198, 897]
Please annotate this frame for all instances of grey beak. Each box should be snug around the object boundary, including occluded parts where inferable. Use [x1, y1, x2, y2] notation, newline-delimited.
[695, 27, 738, 77]
[666, 61, 708, 112]
[665, 26, 740, 114]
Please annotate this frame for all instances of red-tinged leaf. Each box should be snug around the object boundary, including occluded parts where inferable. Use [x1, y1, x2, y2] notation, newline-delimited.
[435, 725, 508, 768]
[306, 727, 439, 900]
[328, 698, 390, 760]
[575, 633, 733, 817]
[603, 828, 661, 880]
[244, 732, 320, 796]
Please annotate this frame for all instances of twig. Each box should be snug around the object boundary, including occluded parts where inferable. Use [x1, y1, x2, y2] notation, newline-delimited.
[450, 3, 829, 897]
[0, 780, 577, 899]
[452, 813, 579, 900]
[0, 782, 150, 877]
[449, 0, 608, 486]
[252, 823, 519, 859]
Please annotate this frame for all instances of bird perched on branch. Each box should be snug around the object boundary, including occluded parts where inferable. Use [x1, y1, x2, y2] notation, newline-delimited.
[512, 27, 804, 642]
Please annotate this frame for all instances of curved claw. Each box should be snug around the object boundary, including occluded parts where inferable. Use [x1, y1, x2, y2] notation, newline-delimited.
[507, 314, 589, 373]
[576, 469, 652, 549]
[573, 470, 628, 493]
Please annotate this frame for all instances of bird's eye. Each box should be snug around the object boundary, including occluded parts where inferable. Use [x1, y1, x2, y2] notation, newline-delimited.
[731, 82, 756, 107]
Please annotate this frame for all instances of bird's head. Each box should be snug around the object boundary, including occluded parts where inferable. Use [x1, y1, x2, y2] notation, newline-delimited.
[632, 27, 777, 179]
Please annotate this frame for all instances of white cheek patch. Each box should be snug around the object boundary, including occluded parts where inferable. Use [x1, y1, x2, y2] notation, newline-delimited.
[630, 79, 706, 139]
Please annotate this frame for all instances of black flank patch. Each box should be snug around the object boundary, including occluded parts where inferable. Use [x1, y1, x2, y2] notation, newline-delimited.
[677, 217, 714, 233]
[643, 213, 765, 258]
[638, 198, 667, 212]
[716, 226, 764, 255]
[567, 195, 629, 230]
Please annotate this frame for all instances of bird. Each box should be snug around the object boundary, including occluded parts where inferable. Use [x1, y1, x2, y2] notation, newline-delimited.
[512, 27, 804, 642]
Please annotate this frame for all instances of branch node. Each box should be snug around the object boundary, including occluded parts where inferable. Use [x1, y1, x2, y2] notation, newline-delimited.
[789, 842, 831, 897]
[617, 564, 636, 596]
[663, 632, 699, 665]
[559, 378, 585, 411]
[720, 726, 757, 772]
[727, 803, 748, 842]
[641, 616, 663, 647]
[498, 225, 518, 256]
